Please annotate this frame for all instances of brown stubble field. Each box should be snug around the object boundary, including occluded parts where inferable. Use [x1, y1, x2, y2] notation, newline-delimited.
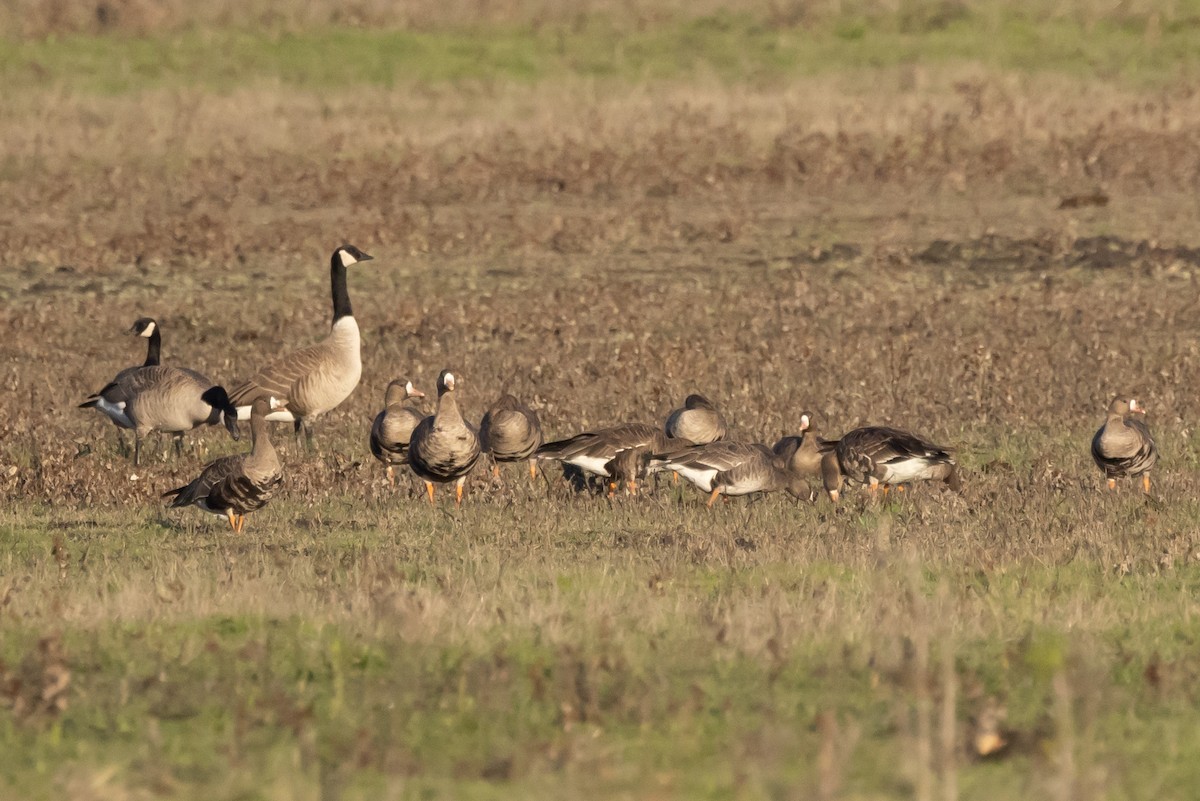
[5, 32, 1200, 800]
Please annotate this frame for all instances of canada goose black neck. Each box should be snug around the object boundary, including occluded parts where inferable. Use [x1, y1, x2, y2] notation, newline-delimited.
[330, 252, 353, 324]
[143, 327, 161, 367]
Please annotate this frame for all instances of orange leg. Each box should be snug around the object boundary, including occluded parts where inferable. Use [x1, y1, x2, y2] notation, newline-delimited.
[455, 480, 465, 506]
[707, 488, 722, 508]
[672, 471, 679, 485]
[628, 479, 638, 496]
[225, 508, 237, 532]
[492, 465, 501, 480]
[882, 485, 890, 498]
[1142, 474, 1151, 494]
[425, 481, 436, 504]
[236, 514, 246, 534]
[528, 460, 538, 481]
[1106, 478, 1117, 491]
[386, 466, 395, 487]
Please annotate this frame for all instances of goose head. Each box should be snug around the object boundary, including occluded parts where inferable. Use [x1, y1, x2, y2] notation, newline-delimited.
[335, 244, 374, 268]
[385, 378, 425, 405]
[129, 318, 157, 337]
[437, 370, 457, 396]
[1108, 397, 1143, 417]
[202, 386, 241, 441]
[683, 394, 715, 410]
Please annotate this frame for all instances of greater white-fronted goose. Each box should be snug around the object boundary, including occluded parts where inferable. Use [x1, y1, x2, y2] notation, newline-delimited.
[369, 378, 426, 486]
[1092, 397, 1158, 493]
[229, 244, 372, 448]
[649, 437, 810, 506]
[664, 393, 727, 444]
[80, 365, 240, 466]
[164, 396, 285, 533]
[79, 317, 162, 431]
[771, 414, 836, 482]
[821, 426, 961, 501]
[408, 370, 481, 505]
[479, 394, 544, 481]
[536, 423, 671, 495]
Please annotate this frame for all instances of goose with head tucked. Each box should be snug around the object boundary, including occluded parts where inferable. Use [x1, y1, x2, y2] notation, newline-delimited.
[664, 393, 727, 444]
[1092, 397, 1157, 493]
[229, 244, 372, 449]
[163, 396, 285, 533]
[479, 393, 544, 482]
[408, 370, 482, 505]
[369, 377, 426, 486]
[821, 425, 961, 501]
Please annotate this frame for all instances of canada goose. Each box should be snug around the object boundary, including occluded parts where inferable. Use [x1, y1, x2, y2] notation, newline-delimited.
[479, 394, 544, 481]
[821, 426, 961, 501]
[408, 370, 481, 505]
[80, 365, 240, 466]
[1092, 397, 1158, 493]
[229, 244, 372, 448]
[536, 423, 672, 495]
[665, 394, 727, 444]
[648, 437, 810, 506]
[163, 396, 285, 533]
[369, 378, 426, 486]
[79, 317, 162, 431]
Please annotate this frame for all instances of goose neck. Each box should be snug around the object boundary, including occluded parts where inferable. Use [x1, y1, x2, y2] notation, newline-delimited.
[331, 253, 353, 324]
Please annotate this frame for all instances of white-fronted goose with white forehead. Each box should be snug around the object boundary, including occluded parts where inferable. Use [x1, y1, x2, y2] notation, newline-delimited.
[229, 244, 372, 448]
[164, 396, 285, 533]
[369, 377, 426, 486]
[408, 370, 481, 505]
[536, 422, 671, 495]
[664, 393, 727, 444]
[1092, 397, 1157, 493]
[479, 393, 544, 481]
[79, 317, 162, 432]
[820, 425, 961, 501]
[648, 431, 813, 507]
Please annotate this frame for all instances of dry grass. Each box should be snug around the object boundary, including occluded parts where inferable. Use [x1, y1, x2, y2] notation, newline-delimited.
[5, 15, 1200, 799]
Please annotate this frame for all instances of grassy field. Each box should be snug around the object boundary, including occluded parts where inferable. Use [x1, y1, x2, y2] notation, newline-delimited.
[5, 2, 1200, 799]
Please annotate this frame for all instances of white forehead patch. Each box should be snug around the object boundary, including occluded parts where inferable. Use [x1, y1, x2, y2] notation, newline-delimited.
[270, 396, 282, 410]
[443, 372, 455, 388]
[338, 249, 358, 268]
[405, 381, 415, 395]
[140, 321, 156, 337]
[800, 414, 810, 430]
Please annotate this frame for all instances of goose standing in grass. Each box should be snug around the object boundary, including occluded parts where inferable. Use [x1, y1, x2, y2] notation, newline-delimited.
[536, 423, 673, 496]
[369, 378, 426, 487]
[79, 317, 162, 433]
[408, 370, 481, 505]
[648, 435, 811, 506]
[164, 396, 285, 533]
[820, 425, 961, 501]
[664, 393, 727, 444]
[81, 361, 240, 467]
[479, 393, 543, 481]
[229, 244, 372, 449]
[1092, 397, 1158, 493]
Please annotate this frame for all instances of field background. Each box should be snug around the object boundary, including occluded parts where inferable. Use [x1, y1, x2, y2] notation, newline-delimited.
[5, 1, 1200, 799]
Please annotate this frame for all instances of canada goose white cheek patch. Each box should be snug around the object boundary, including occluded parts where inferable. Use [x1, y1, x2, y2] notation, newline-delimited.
[338, 250, 358, 268]
[140, 322, 156, 337]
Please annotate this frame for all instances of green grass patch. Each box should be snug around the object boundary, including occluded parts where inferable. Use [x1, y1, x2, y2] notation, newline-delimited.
[1, 11, 1198, 93]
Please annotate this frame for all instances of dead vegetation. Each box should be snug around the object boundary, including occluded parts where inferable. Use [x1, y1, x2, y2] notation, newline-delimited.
[3, 20, 1200, 798]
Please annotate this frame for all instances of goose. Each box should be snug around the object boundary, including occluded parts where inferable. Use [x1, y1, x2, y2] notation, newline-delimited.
[80, 365, 240, 466]
[479, 393, 544, 481]
[536, 422, 672, 495]
[229, 244, 372, 448]
[79, 317, 162, 431]
[408, 370, 482, 504]
[369, 378, 426, 486]
[770, 414, 836, 482]
[1092, 397, 1158, 493]
[164, 396, 285, 533]
[648, 436, 810, 506]
[821, 426, 961, 501]
[664, 393, 727, 444]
